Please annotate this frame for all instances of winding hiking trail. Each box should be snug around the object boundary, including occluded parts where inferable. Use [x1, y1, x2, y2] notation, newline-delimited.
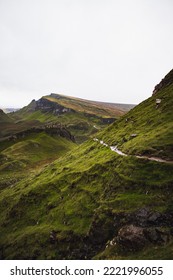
[93, 138, 173, 164]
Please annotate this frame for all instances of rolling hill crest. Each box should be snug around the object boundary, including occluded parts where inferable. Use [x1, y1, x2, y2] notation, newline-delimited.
[11, 93, 134, 143]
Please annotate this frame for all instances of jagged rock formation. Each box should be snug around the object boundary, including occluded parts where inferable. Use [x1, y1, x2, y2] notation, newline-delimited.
[36, 98, 72, 114]
[153, 69, 173, 95]
[20, 98, 71, 115]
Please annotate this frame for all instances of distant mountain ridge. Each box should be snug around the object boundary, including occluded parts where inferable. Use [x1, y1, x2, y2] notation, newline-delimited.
[11, 93, 134, 143]
[46, 93, 135, 115]
[0, 93, 133, 190]
[14, 93, 135, 117]
[2, 108, 19, 114]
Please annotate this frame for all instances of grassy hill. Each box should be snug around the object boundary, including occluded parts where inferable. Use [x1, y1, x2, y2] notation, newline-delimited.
[0, 109, 14, 123]
[98, 70, 173, 160]
[0, 95, 132, 187]
[0, 95, 131, 189]
[0, 108, 41, 138]
[11, 94, 134, 143]
[0, 125, 76, 190]
[0, 70, 173, 260]
[44, 93, 132, 118]
[0, 109, 14, 137]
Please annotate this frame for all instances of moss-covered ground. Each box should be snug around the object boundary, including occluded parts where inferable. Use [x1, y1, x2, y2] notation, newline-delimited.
[0, 132, 76, 189]
[0, 139, 173, 259]
[98, 83, 173, 160]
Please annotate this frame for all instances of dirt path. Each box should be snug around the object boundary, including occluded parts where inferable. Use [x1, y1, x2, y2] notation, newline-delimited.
[93, 138, 173, 164]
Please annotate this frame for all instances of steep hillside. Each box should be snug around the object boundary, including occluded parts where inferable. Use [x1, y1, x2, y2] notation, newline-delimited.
[0, 109, 17, 138]
[0, 108, 41, 139]
[0, 71, 172, 260]
[0, 140, 172, 260]
[0, 109, 14, 123]
[98, 69, 173, 160]
[11, 94, 134, 143]
[0, 109, 14, 132]
[0, 125, 76, 190]
[153, 69, 173, 94]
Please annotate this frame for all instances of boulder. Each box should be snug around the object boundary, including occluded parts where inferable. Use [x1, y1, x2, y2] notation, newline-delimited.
[133, 208, 162, 227]
[143, 228, 170, 244]
[133, 207, 151, 226]
[117, 224, 147, 252]
[148, 212, 162, 224]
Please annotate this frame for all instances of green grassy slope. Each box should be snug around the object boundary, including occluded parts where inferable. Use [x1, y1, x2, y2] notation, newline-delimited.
[0, 109, 14, 123]
[0, 132, 76, 190]
[0, 70, 172, 260]
[12, 109, 101, 143]
[0, 109, 15, 137]
[98, 70, 173, 160]
[0, 107, 41, 139]
[0, 141, 172, 259]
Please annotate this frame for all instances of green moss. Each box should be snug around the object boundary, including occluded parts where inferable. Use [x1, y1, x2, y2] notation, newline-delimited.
[98, 83, 173, 160]
[0, 132, 76, 188]
[0, 139, 173, 259]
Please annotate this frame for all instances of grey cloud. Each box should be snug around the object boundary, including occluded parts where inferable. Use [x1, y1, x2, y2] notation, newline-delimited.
[0, 0, 173, 107]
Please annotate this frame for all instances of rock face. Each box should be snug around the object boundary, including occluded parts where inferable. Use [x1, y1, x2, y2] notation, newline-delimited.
[117, 225, 147, 252]
[153, 69, 173, 95]
[143, 228, 170, 245]
[116, 224, 171, 252]
[85, 208, 173, 256]
[6, 124, 75, 143]
[105, 208, 173, 253]
[132, 207, 162, 227]
[36, 98, 71, 114]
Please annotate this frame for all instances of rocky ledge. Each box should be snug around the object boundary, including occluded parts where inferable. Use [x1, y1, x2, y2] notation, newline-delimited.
[153, 69, 173, 95]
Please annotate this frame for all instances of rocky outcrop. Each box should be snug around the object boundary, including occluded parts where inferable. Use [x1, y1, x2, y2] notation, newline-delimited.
[117, 225, 147, 251]
[143, 228, 170, 245]
[5, 124, 75, 143]
[86, 208, 173, 256]
[116, 224, 170, 252]
[153, 69, 173, 95]
[36, 98, 72, 115]
[131, 207, 162, 227]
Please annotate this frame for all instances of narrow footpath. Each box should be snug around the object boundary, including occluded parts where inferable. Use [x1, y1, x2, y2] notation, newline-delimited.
[93, 138, 173, 164]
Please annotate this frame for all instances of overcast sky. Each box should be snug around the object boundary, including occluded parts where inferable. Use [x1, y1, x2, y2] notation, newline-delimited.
[0, 0, 173, 108]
